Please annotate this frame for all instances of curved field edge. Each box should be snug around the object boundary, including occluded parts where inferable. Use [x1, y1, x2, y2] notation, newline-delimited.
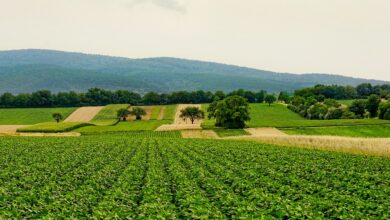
[90, 104, 130, 126]
[17, 122, 93, 133]
[0, 136, 388, 219]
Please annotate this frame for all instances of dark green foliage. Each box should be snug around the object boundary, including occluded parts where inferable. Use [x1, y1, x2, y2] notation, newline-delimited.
[265, 94, 276, 106]
[130, 107, 146, 120]
[379, 102, 390, 120]
[117, 108, 131, 121]
[288, 96, 347, 120]
[0, 88, 272, 108]
[179, 107, 204, 124]
[295, 83, 390, 100]
[349, 100, 367, 118]
[52, 113, 63, 123]
[324, 107, 344, 120]
[208, 96, 250, 128]
[341, 111, 357, 119]
[278, 91, 290, 103]
[366, 95, 381, 118]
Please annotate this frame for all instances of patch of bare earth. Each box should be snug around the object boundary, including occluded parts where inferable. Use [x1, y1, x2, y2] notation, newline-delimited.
[64, 107, 103, 122]
[127, 106, 153, 121]
[156, 104, 202, 131]
[245, 128, 288, 136]
[0, 132, 80, 137]
[0, 125, 28, 133]
[157, 106, 166, 120]
[181, 130, 219, 139]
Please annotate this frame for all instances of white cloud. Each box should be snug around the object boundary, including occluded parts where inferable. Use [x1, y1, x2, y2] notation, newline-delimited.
[128, 0, 186, 13]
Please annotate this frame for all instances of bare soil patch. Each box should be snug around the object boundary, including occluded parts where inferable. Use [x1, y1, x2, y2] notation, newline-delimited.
[0, 125, 28, 133]
[157, 106, 166, 120]
[181, 130, 219, 139]
[245, 128, 288, 136]
[0, 132, 80, 137]
[64, 107, 103, 122]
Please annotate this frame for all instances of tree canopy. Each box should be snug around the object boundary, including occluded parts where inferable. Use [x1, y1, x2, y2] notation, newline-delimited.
[208, 96, 250, 129]
[179, 107, 204, 124]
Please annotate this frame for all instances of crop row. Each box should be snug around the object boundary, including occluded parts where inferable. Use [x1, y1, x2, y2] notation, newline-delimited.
[0, 136, 389, 218]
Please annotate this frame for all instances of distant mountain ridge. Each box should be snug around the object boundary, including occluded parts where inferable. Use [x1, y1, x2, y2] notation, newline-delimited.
[0, 49, 387, 94]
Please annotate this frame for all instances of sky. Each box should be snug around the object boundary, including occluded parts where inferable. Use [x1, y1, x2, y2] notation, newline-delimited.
[0, 0, 389, 81]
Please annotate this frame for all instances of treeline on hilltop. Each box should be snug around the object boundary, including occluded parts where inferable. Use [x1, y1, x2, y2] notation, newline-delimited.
[0, 88, 269, 108]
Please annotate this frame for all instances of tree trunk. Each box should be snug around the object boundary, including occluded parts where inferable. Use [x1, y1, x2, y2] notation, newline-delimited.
[191, 117, 195, 124]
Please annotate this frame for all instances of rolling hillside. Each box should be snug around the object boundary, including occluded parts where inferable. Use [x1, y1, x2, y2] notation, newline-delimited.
[0, 49, 387, 93]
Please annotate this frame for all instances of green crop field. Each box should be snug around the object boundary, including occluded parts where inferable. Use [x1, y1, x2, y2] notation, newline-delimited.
[202, 103, 390, 128]
[282, 124, 390, 138]
[213, 128, 249, 137]
[163, 105, 176, 121]
[75, 121, 170, 134]
[0, 135, 388, 219]
[0, 108, 76, 125]
[150, 106, 163, 120]
[17, 122, 91, 133]
[91, 104, 129, 125]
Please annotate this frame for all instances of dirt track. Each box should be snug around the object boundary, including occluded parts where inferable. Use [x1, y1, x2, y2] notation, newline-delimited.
[157, 107, 166, 120]
[64, 107, 103, 122]
[245, 128, 288, 136]
[0, 125, 28, 133]
[156, 104, 202, 131]
[0, 132, 80, 137]
[181, 130, 219, 139]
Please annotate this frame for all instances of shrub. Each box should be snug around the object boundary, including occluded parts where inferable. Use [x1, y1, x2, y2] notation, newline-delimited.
[366, 95, 381, 118]
[379, 102, 390, 119]
[307, 103, 328, 120]
[325, 107, 344, 120]
[349, 100, 366, 118]
[341, 111, 356, 119]
[324, 99, 341, 108]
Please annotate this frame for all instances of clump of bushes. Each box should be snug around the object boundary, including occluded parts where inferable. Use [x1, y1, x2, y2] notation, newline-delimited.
[287, 95, 387, 120]
[288, 97, 347, 120]
[379, 102, 390, 120]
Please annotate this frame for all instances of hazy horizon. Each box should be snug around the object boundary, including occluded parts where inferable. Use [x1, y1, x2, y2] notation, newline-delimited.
[1, 0, 389, 81]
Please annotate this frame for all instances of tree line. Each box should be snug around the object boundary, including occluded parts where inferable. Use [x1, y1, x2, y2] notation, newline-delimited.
[0, 88, 270, 108]
[294, 83, 390, 100]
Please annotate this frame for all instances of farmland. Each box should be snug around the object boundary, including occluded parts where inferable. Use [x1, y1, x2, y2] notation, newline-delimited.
[282, 124, 390, 138]
[90, 104, 129, 125]
[202, 103, 390, 128]
[17, 122, 91, 133]
[75, 121, 171, 134]
[0, 107, 76, 125]
[0, 135, 388, 219]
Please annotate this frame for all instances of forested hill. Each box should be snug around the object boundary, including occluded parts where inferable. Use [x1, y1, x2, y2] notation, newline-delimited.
[0, 49, 387, 94]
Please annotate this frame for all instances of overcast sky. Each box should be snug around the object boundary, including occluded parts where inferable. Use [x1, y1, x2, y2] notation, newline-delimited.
[1, 0, 389, 81]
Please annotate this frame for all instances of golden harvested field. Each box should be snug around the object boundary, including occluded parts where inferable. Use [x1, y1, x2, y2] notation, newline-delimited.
[228, 134, 390, 157]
